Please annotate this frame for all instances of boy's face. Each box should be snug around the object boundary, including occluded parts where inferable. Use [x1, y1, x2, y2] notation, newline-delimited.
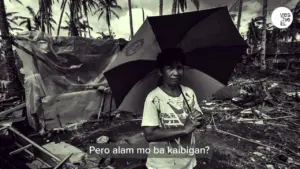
[160, 61, 184, 86]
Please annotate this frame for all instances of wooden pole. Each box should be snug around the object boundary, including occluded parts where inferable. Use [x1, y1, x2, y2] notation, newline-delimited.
[159, 0, 163, 15]
[237, 0, 243, 31]
[128, 0, 134, 39]
[260, 0, 268, 70]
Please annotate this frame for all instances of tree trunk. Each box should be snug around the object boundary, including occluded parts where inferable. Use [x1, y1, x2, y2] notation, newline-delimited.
[172, 0, 177, 14]
[177, 0, 180, 14]
[0, 0, 21, 97]
[39, 0, 45, 32]
[78, 10, 83, 37]
[70, 1, 79, 36]
[108, 24, 112, 38]
[83, 21, 87, 38]
[86, 15, 91, 37]
[142, 8, 145, 21]
[128, 0, 134, 39]
[237, 0, 243, 31]
[159, 0, 163, 16]
[57, 0, 67, 36]
[47, 13, 51, 35]
[260, 0, 267, 70]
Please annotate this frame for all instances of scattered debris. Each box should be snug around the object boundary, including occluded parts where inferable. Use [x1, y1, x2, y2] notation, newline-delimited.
[266, 164, 275, 169]
[1, 57, 299, 169]
[213, 86, 241, 100]
[0, 103, 25, 117]
[96, 135, 110, 144]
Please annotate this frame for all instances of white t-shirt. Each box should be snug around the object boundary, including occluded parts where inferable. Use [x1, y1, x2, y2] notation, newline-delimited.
[141, 85, 202, 169]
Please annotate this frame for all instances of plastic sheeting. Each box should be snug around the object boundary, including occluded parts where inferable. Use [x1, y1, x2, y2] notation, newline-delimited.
[24, 74, 48, 131]
[14, 31, 122, 130]
[42, 90, 115, 129]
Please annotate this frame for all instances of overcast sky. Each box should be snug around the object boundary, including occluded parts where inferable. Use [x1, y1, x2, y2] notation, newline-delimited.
[4, 0, 300, 40]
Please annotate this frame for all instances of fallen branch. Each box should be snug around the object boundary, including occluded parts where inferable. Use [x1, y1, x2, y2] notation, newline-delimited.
[127, 119, 142, 121]
[53, 153, 73, 169]
[265, 115, 295, 120]
[265, 122, 288, 127]
[237, 115, 296, 122]
[283, 82, 300, 88]
[0, 97, 19, 104]
[211, 114, 280, 152]
[285, 147, 300, 159]
[0, 103, 26, 117]
[289, 121, 300, 127]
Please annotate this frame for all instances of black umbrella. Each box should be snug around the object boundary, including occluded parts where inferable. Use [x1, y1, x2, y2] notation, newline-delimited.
[104, 7, 248, 114]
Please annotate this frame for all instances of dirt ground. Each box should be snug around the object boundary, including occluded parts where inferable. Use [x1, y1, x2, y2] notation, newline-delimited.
[1, 60, 300, 169]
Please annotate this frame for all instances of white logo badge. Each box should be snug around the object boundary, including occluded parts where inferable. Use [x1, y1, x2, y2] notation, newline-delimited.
[271, 7, 293, 29]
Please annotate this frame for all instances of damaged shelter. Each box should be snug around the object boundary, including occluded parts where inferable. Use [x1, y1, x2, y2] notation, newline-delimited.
[13, 31, 127, 131]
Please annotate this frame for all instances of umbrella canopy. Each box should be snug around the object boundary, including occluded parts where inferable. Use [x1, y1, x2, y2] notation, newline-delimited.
[104, 6, 248, 114]
[118, 68, 225, 114]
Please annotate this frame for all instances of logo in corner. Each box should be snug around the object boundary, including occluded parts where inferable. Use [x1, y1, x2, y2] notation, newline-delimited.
[271, 7, 293, 29]
[125, 39, 144, 56]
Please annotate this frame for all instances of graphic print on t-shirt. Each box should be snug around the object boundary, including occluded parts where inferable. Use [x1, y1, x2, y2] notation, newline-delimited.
[151, 92, 195, 129]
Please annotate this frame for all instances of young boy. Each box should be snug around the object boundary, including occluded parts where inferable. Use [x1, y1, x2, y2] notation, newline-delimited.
[141, 48, 204, 169]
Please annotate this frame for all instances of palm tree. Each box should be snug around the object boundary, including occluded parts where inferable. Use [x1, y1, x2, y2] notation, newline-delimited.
[82, 0, 98, 37]
[61, 11, 93, 37]
[58, 0, 98, 37]
[94, 0, 122, 37]
[57, 0, 68, 36]
[96, 31, 114, 39]
[6, 12, 23, 31]
[81, 21, 94, 37]
[172, 0, 200, 14]
[19, 17, 33, 31]
[68, 0, 82, 36]
[45, 13, 57, 35]
[61, 12, 79, 36]
[25, 6, 42, 31]
[0, 0, 23, 97]
[38, 0, 56, 35]
[21, 6, 56, 34]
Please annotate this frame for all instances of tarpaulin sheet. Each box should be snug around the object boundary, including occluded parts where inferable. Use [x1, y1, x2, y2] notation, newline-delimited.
[13, 31, 122, 130]
[42, 90, 115, 129]
[14, 31, 122, 94]
[24, 74, 48, 131]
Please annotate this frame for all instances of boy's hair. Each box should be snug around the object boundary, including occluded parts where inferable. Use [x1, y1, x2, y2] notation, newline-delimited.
[156, 48, 186, 71]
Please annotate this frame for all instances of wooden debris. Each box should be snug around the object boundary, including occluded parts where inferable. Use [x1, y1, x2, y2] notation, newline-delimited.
[53, 153, 73, 169]
[96, 135, 110, 144]
[0, 103, 25, 117]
